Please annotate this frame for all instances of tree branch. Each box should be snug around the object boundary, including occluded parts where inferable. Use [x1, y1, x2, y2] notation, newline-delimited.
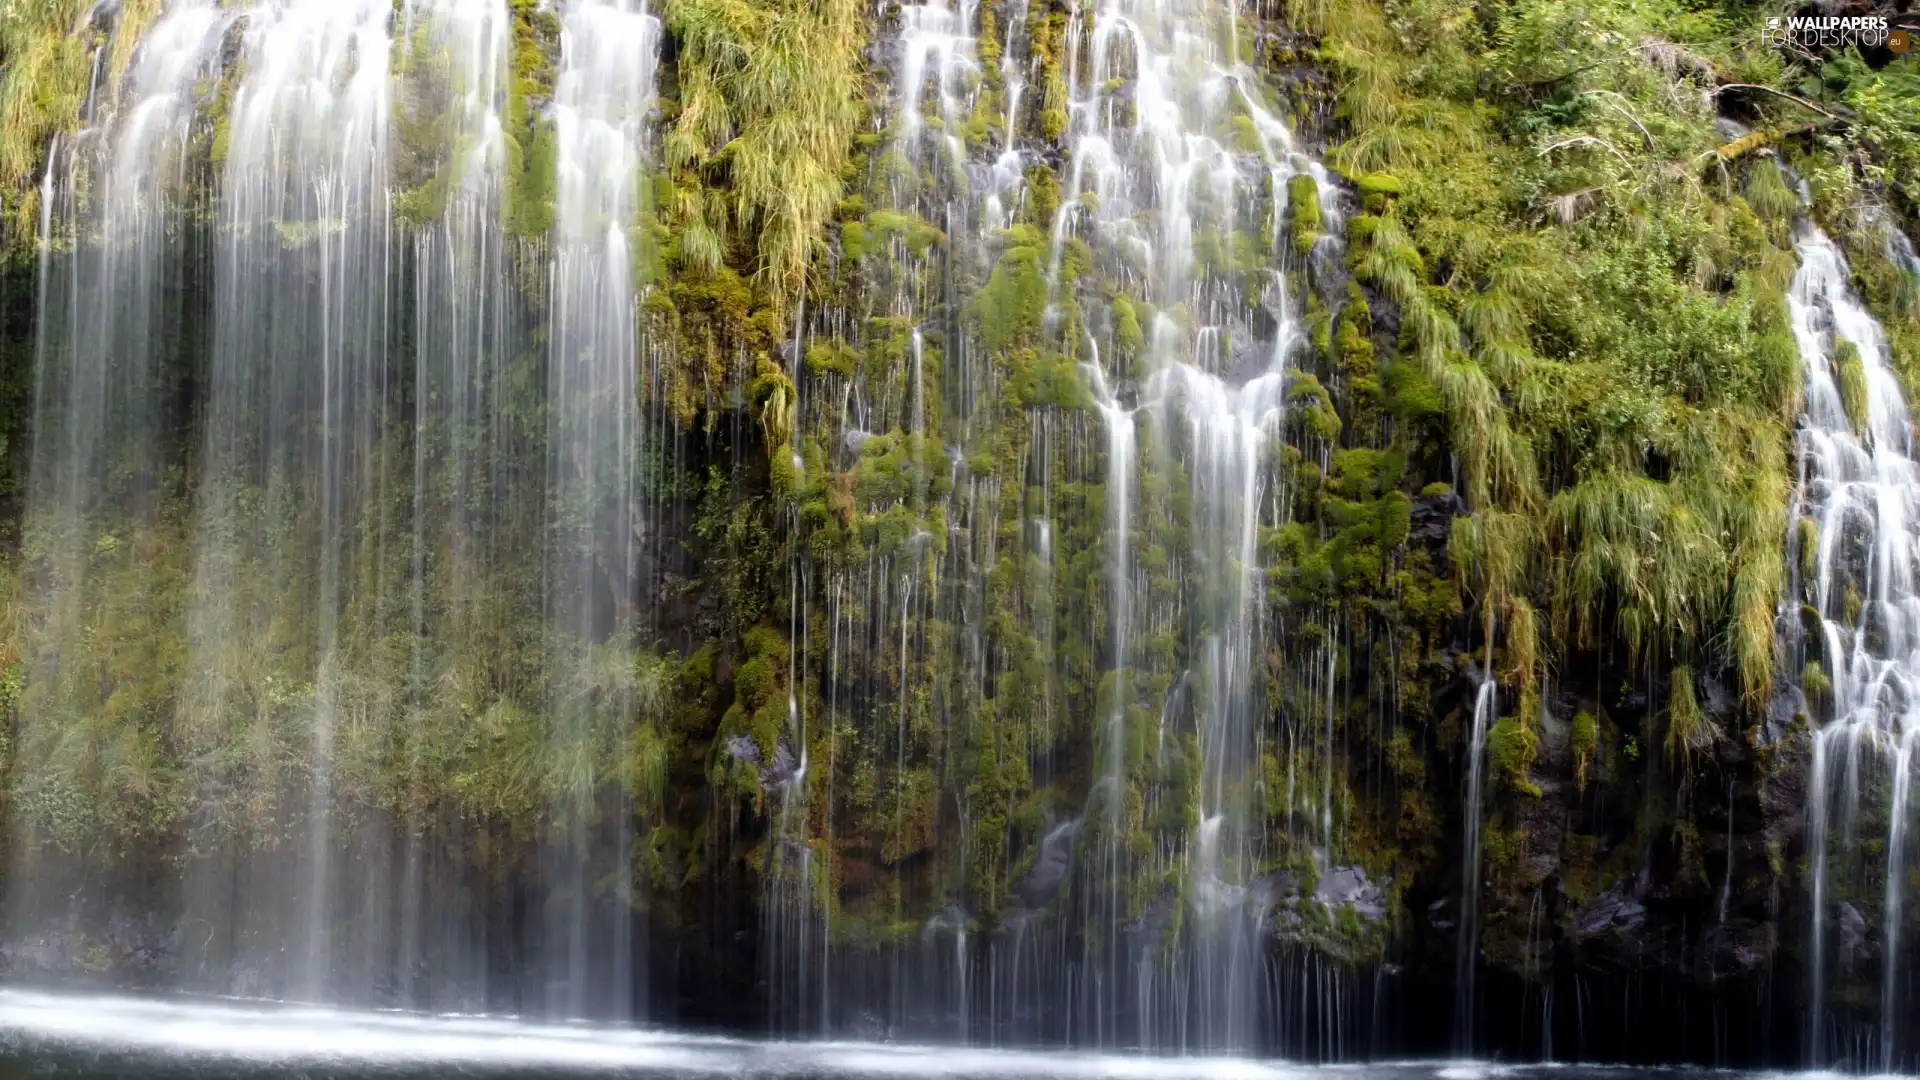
[1712, 83, 1850, 123]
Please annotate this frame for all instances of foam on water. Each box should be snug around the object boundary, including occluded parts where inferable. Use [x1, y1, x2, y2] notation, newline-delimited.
[0, 989, 1329, 1078]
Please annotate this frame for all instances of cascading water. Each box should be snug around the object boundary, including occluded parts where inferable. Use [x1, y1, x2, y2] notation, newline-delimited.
[8, 0, 670, 1016]
[182, 0, 396, 1003]
[1050, 0, 1332, 1052]
[1785, 221, 1918, 1071]
[11, 0, 230, 979]
[543, 0, 660, 1018]
[388, 0, 520, 1009]
[1454, 676, 1494, 1051]
[776, 0, 1368, 1053]
[0, 0, 1748, 1058]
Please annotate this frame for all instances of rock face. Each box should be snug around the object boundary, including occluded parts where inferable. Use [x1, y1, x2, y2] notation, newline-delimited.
[0, 0, 1916, 1069]
[1012, 820, 1080, 909]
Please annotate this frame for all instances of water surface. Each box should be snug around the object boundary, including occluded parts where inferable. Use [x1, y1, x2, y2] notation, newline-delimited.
[0, 988, 1863, 1080]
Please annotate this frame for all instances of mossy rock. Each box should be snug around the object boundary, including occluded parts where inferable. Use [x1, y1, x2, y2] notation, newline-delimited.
[1356, 172, 1402, 198]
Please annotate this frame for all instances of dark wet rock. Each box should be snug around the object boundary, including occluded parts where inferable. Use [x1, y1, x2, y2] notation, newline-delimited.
[1, 910, 174, 984]
[725, 734, 759, 764]
[1315, 865, 1388, 922]
[1127, 886, 1178, 946]
[1262, 865, 1387, 962]
[725, 734, 801, 789]
[841, 428, 876, 456]
[1411, 487, 1466, 546]
[922, 905, 971, 939]
[1573, 888, 1647, 940]
[1837, 900, 1868, 966]
[1013, 820, 1081, 909]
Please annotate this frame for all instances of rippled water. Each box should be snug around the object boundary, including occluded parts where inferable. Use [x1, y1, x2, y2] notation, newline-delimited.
[0, 989, 1882, 1080]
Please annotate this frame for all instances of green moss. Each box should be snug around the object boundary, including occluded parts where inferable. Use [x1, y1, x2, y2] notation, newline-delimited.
[1571, 711, 1598, 793]
[1834, 339, 1870, 436]
[1356, 171, 1402, 198]
[1665, 666, 1711, 767]
[503, 0, 561, 238]
[1743, 160, 1800, 222]
[1112, 295, 1144, 356]
[972, 237, 1048, 354]
[1287, 373, 1341, 441]
[1025, 165, 1061, 228]
[1487, 717, 1541, 797]
[865, 210, 946, 257]
[1287, 173, 1322, 256]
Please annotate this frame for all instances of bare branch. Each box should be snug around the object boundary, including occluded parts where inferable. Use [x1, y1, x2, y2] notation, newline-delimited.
[1539, 135, 1634, 169]
[1712, 83, 1849, 123]
[1581, 90, 1656, 152]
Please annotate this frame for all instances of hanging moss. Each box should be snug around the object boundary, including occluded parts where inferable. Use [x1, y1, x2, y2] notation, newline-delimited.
[503, 0, 561, 238]
[972, 232, 1049, 354]
[1571, 711, 1598, 793]
[1665, 666, 1713, 767]
[1834, 338, 1870, 435]
[1742, 159, 1800, 222]
[663, 0, 866, 308]
[1487, 718, 1541, 798]
[1287, 173, 1322, 256]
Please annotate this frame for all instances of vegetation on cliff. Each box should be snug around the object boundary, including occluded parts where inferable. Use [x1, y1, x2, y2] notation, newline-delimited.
[0, 0, 1918, 1052]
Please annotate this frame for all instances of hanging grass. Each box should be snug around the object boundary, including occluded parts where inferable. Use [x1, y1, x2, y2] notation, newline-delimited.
[0, 0, 165, 244]
[663, 0, 865, 310]
[1742, 158, 1800, 222]
[1664, 665, 1714, 768]
[1317, 0, 1830, 740]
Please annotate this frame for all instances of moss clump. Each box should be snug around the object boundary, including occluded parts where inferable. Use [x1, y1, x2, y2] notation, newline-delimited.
[1287, 372, 1341, 441]
[1287, 173, 1322, 256]
[1488, 717, 1541, 797]
[1112, 295, 1144, 356]
[971, 231, 1049, 354]
[503, 0, 561, 238]
[1332, 283, 1378, 410]
[1571, 711, 1598, 793]
[865, 210, 945, 257]
[1797, 514, 1819, 584]
[1356, 171, 1400, 214]
[1742, 160, 1800, 222]
[1802, 660, 1832, 716]
[1664, 666, 1713, 767]
[1834, 339, 1870, 436]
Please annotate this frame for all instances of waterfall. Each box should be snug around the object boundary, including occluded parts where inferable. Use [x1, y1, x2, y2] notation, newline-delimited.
[7, 0, 672, 1015]
[1056, 0, 1318, 1050]
[5, 0, 1407, 1050]
[394, 0, 519, 1009]
[1787, 221, 1918, 1071]
[775, 0, 1352, 1050]
[13, 0, 230, 981]
[1454, 676, 1495, 1052]
[184, 0, 396, 1003]
[544, 0, 660, 1018]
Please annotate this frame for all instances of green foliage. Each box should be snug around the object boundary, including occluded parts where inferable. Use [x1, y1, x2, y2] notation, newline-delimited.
[1317, 0, 1824, 715]
[971, 229, 1049, 354]
[1742, 160, 1800, 222]
[1664, 665, 1713, 767]
[1571, 711, 1598, 793]
[663, 0, 865, 307]
[1834, 339, 1870, 435]
[1, 0, 164, 242]
[1287, 173, 1322, 256]
[1487, 717, 1541, 798]
[504, 0, 561, 238]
